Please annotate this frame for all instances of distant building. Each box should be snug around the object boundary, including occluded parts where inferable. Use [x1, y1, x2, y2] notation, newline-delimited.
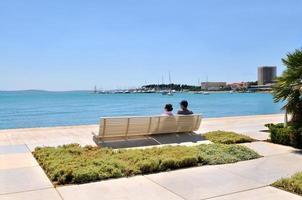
[200, 82, 227, 91]
[228, 82, 249, 91]
[258, 66, 277, 85]
[249, 83, 275, 92]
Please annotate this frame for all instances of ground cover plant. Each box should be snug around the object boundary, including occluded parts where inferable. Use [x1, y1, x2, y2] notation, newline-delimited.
[34, 143, 260, 185]
[272, 172, 302, 196]
[203, 131, 255, 144]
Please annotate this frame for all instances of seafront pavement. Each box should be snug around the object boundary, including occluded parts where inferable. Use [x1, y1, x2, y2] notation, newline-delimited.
[0, 114, 284, 150]
[197, 114, 284, 140]
[1, 114, 302, 199]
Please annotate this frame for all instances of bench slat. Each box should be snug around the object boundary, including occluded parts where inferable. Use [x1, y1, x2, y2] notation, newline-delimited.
[95, 114, 202, 140]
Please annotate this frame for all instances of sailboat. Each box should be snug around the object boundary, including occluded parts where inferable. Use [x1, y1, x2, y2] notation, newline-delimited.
[203, 76, 210, 95]
[161, 75, 168, 95]
[162, 72, 173, 95]
[167, 72, 173, 96]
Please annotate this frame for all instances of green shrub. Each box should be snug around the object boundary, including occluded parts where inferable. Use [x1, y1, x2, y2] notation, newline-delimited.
[203, 131, 255, 144]
[272, 172, 302, 196]
[268, 124, 302, 148]
[269, 126, 291, 146]
[265, 123, 284, 129]
[33, 143, 260, 185]
[290, 127, 302, 148]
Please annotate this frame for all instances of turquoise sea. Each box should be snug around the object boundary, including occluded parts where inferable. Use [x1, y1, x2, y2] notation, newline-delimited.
[0, 91, 284, 130]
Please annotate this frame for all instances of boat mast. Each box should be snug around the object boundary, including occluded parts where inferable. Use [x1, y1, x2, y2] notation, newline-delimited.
[169, 71, 171, 92]
[206, 76, 208, 91]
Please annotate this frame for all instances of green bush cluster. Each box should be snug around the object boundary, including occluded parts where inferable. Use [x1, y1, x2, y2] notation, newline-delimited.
[266, 123, 302, 148]
[203, 131, 255, 144]
[272, 172, 302, 196]
[33, 143, 260, 185]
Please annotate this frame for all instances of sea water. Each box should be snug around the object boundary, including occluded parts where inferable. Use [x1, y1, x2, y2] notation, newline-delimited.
[0, 91, 284, 130]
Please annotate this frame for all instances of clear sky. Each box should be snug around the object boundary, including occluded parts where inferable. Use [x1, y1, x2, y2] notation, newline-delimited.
[0, 0, 301, 91]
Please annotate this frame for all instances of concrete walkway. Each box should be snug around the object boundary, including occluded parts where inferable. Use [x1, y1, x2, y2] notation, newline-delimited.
[0, 144, 61, 199]
[2, 114, 302, 200]
[197, 114, 283, 140]
[1, 141, 301, 200]
[57, 141, 302, 200]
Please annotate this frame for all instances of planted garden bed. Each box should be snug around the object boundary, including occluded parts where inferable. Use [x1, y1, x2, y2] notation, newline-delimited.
[34, 143, 260, 185]
[272, 172, 302, 196]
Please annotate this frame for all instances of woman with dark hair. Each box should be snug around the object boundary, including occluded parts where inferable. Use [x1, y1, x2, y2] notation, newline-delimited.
[162, 104, 174, 116]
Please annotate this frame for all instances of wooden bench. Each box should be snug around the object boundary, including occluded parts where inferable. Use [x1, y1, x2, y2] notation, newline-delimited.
[92, 114, 202, 141]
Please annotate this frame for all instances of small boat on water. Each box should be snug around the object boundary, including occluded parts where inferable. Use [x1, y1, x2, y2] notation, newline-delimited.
[98, 90, 108, 94]
[161, 91, 168, 95]
[162, 90, 174, 95]
[194, 91, 210, 95]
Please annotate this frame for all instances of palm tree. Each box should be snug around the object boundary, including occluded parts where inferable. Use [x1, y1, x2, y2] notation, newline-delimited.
[272, 48, 302, 126]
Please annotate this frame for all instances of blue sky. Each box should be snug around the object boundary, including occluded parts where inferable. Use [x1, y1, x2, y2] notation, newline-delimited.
[0, 0, 301, 91]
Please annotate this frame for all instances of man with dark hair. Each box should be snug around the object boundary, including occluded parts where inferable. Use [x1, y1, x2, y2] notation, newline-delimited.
[177, 100, 193, 115]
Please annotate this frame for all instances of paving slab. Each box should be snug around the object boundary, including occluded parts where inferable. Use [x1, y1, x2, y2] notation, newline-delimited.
[198, 114, 283, 140]
[0, 125, 98, 148]
[57, 176, 183, 200]
[219, 153, 302, 185]
[0, 166, 53, 195]
[145, 165, 264, 200]
[0, 145, 29, 155]
[242, 141, 301, 157]
[209, 186, 302, 200]
[0, 153, 38, 170]
[0, 188, 62, 200]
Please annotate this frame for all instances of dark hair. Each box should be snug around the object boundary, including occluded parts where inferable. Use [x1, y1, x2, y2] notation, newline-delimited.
[180, 100, 188, 108]
[165, 104, 173, 112]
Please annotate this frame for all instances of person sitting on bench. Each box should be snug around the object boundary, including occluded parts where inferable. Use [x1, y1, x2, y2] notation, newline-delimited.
[162, 104, 174, 116]
[177, 100, 193, 115]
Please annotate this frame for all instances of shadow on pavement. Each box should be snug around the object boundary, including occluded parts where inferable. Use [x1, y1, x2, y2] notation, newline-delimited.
[94, 132, 206, 149]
